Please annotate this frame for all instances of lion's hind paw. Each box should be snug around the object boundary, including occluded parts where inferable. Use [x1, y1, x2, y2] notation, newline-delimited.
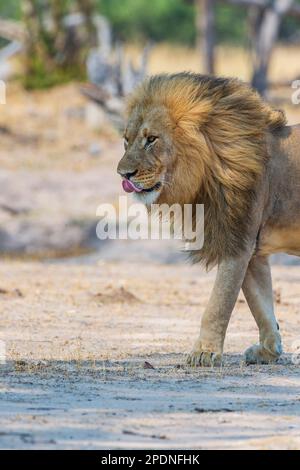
[244, 343, 282, 365]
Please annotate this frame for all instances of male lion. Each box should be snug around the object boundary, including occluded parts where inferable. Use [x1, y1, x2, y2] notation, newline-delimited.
[117, 72, 300, 367]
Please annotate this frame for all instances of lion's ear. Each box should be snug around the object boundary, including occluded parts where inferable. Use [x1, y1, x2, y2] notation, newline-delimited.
[265, 107, 287, 131]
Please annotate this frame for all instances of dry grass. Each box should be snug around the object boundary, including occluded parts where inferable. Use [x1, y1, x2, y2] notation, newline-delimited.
[126, 42, 300, 124]
[0, 83, 119, 171]
[127, 42, 300, 82]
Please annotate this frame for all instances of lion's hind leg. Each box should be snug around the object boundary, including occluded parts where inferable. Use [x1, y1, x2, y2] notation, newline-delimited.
[242, 256, 282, 364]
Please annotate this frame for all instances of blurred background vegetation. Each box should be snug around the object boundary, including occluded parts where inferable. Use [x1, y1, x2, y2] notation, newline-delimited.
[1, 0, 300, 46]
[0, 0, 299, 90]
[0, 1, 299, 260]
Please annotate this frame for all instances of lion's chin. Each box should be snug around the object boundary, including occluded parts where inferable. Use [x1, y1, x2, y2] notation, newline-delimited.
[133, 187, 162, 206]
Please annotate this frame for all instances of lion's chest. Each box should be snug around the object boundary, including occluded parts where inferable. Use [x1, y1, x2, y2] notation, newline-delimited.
[258, 225, 300, 257]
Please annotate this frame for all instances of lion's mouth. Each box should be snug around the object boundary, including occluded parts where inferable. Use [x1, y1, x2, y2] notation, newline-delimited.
[122, 179, 161, 194]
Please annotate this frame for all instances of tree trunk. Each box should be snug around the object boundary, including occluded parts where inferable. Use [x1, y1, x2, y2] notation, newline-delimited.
[251, 0, 294, 95]
[219, 0, 300, 20]
[21, 0, 49, 74]
[76, 0, 97, 47]
[196, 0, 216, 74]
[0, 18, 26, 42]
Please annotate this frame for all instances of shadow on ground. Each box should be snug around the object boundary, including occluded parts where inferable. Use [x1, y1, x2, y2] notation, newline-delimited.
[1, 354, 300, 450]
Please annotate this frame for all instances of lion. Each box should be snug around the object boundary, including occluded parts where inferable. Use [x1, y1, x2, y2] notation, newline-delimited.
[117, 72, 300, 367]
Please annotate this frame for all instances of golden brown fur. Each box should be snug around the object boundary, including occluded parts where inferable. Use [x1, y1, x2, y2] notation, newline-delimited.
[123, 73, 286, 267]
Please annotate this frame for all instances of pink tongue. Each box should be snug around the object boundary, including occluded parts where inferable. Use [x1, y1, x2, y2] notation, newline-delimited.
[122, 179, 142, 193]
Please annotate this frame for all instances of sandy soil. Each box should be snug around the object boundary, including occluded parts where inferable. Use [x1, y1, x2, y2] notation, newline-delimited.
[0, 260, 300, 450]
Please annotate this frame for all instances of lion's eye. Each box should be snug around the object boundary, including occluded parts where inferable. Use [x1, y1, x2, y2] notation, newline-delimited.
[146, 136, 158, 145]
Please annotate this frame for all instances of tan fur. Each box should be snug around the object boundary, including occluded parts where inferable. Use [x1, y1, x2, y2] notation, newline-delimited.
[123, 73, 286, 268]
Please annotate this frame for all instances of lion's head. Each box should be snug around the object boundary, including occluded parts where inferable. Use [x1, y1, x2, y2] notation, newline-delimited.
[117, 73, 286, 266]
[117, 73, 222, 207]
[117, 103, 174, 206]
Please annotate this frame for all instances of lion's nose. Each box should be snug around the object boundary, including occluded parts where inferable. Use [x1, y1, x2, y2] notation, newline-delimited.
[118, 169, 138, 179]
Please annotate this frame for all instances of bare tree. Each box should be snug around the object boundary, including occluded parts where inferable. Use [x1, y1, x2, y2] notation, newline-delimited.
[251, 0, 294, 95]
[195, 0, 216, 74]
[75, 0, 98, 50]
[221, 0, 300, 20]
[195, 0, 299, 93]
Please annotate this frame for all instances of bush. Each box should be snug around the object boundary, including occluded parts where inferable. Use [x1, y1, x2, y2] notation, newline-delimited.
[99, 0, 195, 45]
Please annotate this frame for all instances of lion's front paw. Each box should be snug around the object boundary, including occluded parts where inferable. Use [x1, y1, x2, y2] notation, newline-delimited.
[186, 350, 222, 367]
[244, 343, 282, 365]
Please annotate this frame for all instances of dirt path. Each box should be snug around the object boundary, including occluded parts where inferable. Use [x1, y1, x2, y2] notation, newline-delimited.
[0, 261, 300, 449]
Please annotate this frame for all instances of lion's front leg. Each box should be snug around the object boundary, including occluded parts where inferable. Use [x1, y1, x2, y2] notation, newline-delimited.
[242, 256, 282, 364]
[187, 255, 252, 367]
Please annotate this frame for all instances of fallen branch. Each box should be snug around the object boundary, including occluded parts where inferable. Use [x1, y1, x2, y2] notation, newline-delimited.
[0, 18, 26, 42]
[0, 41, 23, 61]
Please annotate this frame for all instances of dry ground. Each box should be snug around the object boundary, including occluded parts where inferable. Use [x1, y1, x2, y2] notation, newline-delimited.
[0, 261, 300, 450]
